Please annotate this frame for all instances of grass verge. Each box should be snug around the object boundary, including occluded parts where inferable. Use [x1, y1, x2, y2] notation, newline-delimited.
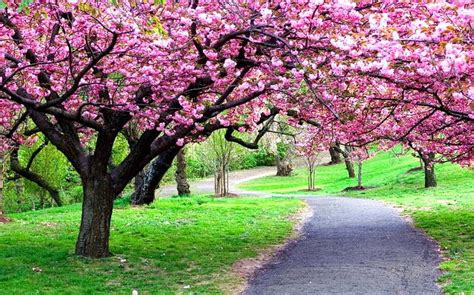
[239, 151, 474, 294]
[0, 196, 302, 294]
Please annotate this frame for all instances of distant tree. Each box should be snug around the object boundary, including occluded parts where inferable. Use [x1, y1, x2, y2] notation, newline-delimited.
[333, 144, 356, 179]
[419, 152, 437, 188]
[346, 147, 373, 190]
[328, 146, 342, 165]
[209, 131, 234, 197]
[295, 127, 327, 191]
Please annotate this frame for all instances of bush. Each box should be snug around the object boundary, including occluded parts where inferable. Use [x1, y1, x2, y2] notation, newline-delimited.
[65, 186, 83, 204]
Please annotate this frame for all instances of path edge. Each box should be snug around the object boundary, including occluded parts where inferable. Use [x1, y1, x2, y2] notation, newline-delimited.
[227, 199, 313, 295]
[389, 202, 446, 292]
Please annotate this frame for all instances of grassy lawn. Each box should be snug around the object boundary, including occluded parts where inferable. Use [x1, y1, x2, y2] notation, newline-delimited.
[0, 196, 303, 294]
[239, 152, 474, 294]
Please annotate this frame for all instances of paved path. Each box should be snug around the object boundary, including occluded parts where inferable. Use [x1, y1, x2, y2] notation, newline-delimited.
[245, 197, 441, 295]
[160, 159, 441, 294]
[158, 165, 278, 197]
[159, 155, 328, 197]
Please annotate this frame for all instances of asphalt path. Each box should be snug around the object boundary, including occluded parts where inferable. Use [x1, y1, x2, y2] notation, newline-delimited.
[160, 160, 441, 294]
[245, 197, 441, 295]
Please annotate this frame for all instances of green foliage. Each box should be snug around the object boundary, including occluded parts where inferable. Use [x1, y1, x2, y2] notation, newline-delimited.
[3, 132, 132, 212]
[0, 196, 302, 293]
[19, 142, 70, 192]
[67, 186, 83, 204]
[111, 133, 130, 166]
[160, 140, 275, 185]
[240, 151, 474, 294]
[2, 184, 36, 213]
[276, 142, 288, 159]
[4, 139, 80, 212]
[20, 0, 33, 9]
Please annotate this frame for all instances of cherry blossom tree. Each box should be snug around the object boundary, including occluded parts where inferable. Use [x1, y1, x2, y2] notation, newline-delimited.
[0, 0, 307, 257]
[1, 0, 472, 258]
[349, 147, 373, 190]
[295, 127, 327, 191]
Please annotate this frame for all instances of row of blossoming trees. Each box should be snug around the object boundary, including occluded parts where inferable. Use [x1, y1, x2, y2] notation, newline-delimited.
[0, 0, 472, 257]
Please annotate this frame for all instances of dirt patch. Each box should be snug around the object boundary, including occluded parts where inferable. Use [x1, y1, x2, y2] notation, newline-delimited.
[228, 202, 313, 295]
[342, 186, 375, 192]
[213, 193, 240, 198]
[0, 215, 11, 223]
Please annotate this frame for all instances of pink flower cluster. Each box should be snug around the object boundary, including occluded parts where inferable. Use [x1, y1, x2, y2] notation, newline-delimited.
[0, 0, 471, 166]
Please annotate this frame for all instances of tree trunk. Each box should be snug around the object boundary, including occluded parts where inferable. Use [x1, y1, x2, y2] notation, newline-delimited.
[328, 147, 342, 165]
[276, 154, 293, 176]
[132, 148, 180, 205]
[175, 150, 190, 196]
[133, 169, 145, 198]
[424, 164, 437, 188]
[343, 146, 356, 178]
[357, 161, 363, 189]
[308, 167, 316, 191]
[75, 174, 116, 258]
[215, 162, 228, 197]
[344, 157, 356, 178]
[40, 192, 45, 209]
[333, 144, 356, 178]
[422, 153, 437, 188]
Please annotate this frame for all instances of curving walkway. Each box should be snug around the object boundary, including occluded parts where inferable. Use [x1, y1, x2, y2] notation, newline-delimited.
[245, 197, 441, 295]
[158, 165, 278, 197]
[160, 163, 441, 294]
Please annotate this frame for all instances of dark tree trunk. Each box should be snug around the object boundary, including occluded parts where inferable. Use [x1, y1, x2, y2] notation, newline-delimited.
[175, 150, 190, 196]
[424, 165, 437, 188]
[328, 147, 342, 165]
[133, 169, 145, 198]
[131, 148, 180, 205]
[75, 173, 116, 258]
[422, 153, 437, 188]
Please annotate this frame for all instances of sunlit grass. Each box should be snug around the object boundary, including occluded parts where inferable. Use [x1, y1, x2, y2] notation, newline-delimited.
[0, 196, 302, 294]
[240, 151, 474, 294]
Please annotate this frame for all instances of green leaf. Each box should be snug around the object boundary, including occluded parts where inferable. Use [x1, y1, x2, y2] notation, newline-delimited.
[17, 0, 33, 12]
[0, 0, 7, 9]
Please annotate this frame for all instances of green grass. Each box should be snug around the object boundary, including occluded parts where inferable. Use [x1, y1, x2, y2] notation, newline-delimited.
[0, 196, 302, 294]
[240, 151, 474, 294]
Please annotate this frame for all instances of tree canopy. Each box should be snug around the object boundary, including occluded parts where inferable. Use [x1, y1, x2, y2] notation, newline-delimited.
[0, 0, 472, 257]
